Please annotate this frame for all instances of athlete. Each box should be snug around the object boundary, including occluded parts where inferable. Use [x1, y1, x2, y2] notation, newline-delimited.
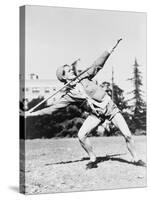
[25, 48, 145, 169]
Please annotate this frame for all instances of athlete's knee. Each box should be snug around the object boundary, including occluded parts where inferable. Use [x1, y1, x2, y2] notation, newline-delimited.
[124, 133, 133, 143]
[78, 130, 88, 143]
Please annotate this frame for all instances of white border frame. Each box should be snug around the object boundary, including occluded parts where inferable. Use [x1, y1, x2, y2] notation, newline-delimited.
[0, 0, 149, 200]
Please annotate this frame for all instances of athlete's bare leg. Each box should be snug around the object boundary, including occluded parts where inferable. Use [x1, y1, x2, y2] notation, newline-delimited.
[78, 115, 101, 162]
[111, 112, 138, 162]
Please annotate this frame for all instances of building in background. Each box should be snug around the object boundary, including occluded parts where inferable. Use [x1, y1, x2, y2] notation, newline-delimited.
[20, 74, 63, 110]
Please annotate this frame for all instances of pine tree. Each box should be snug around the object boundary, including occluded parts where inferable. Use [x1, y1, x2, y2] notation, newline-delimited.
[127, 59, 146, 132]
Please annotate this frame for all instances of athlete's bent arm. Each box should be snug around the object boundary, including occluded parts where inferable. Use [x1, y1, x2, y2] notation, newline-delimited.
[80, 51, 110, 80]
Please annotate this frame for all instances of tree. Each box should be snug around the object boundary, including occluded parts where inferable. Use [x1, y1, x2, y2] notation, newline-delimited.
[127, 59, 146, 132]
[25, 102, 86, 139]
[101, 66, 128, 111]
[101, 81, 127, 111]
[27, 97, 47, 111]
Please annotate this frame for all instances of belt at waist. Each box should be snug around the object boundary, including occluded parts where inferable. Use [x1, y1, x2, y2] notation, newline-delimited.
[89, 94, 111, 109]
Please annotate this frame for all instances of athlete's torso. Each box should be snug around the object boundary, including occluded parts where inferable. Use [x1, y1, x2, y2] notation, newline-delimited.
[80, 79, 106, 102]
[65, 78, 106, 103]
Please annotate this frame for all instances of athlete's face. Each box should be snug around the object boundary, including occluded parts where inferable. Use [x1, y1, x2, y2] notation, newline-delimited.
[63, 65, 76, 81]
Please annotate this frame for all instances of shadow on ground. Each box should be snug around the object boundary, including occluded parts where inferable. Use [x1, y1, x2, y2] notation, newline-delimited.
[45, 153, 146, 167]
[9, 186, 19, 193]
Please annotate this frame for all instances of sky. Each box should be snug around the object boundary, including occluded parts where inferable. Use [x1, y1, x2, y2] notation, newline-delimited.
[25, 5, 146, 97]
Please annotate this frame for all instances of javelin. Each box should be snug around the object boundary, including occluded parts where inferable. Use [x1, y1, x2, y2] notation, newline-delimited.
[27, 38, 122, 113]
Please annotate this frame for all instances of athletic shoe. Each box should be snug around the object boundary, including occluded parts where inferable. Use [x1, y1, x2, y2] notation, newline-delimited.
[134, 160, 146, 167]
[86, 161, 98, 169]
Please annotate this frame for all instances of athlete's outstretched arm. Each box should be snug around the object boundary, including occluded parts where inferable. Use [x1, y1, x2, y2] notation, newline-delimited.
[25, 97, 70, 117]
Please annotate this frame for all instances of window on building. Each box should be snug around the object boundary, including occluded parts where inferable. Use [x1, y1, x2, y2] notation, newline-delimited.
[45, 87, 50, 93]
[25, 87, 29, 92]
[32, 87, 40, 93]
[53, 87, 56, 91]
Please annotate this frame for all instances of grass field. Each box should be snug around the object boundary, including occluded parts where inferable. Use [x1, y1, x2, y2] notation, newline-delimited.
[21, 136, 146, 194]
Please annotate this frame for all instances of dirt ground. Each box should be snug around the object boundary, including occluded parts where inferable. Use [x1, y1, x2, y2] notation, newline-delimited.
[21, 136, 146, 194]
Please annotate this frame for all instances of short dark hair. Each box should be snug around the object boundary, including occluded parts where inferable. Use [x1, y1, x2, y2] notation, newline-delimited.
[62, 64, 70, 76]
